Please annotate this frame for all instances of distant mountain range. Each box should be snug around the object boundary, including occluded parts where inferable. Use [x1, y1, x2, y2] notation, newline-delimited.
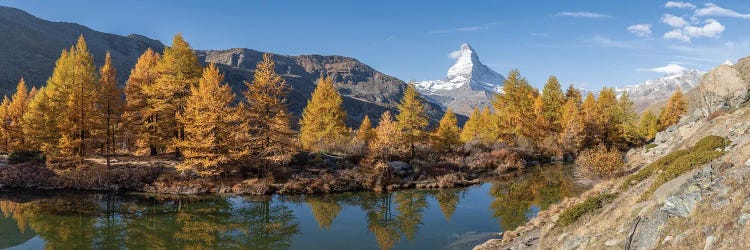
[415, 44, 506, 116]
[615, 69, 704, 113]
[0, 6, 443, 126]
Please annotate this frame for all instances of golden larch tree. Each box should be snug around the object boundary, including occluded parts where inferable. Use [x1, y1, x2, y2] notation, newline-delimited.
[299, 76, 349, 152]
[176, 64, 241, 177]
[6, 78, 33, 151]
[430, 108, 461, 152]
[493, 69, 538, 142]
[241, 53, 296, 174]
[123, 48, 161, 155]
[460, 107, 481, 143]
[639, 110, 659, 141]
[580, 92, 598, 147]
[95, 52, 125, 158]
[659, 89, 687, 129]
[370, 111, 403, 160]
[565, 84, 582, 105]
[44, 35, 98, 156]
[356, 115, 375, 145]
[560, 98, 584, 155]
[396, 84, 429, 159]
[0, 96, 10, 152]
[22, 87, 57, 152]
[144, 34, 202, 157]
[540, 76, 565, 132]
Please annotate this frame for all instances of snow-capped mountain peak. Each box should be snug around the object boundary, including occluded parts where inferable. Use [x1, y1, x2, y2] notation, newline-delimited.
[416, 43, 505, 93]
[414, 43, 506, 115]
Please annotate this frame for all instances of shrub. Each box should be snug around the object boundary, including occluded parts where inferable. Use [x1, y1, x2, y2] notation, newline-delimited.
[8, 150, 45, 165]
[618, 135, 730, 198]
[556, 193, 617, 227]
[575, 145, 625, 179]
[467, 148, 525, 172]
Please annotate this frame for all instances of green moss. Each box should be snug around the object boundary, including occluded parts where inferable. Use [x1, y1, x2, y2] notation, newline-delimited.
[556, 193, 617, 227]
[618, 135, 730, 199]
[645, 143, 657, 151]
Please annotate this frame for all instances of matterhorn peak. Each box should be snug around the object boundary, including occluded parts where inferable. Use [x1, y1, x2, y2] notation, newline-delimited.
[415, 43, 507, 116]
[446, 43, 482, 82]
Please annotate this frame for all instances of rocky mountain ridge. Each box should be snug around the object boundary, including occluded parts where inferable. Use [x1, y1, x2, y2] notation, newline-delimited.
[615, 69, 704, 113]
[0, 6, 443, 126]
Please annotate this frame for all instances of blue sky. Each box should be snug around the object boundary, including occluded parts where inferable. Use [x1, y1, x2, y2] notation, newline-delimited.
[3, 0, 750, 89]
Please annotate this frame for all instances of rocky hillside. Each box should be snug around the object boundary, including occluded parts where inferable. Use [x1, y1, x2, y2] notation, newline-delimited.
[0, 6, 164, 94]
[476, 55, 750, 250]
[0, 6, 443, 126]
[199, 49, 444, 126]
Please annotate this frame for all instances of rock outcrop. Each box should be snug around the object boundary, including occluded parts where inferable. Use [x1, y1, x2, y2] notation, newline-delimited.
[698, 64, 750, 116]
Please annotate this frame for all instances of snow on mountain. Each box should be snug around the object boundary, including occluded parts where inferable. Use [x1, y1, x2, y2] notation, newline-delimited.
[615, 69, 704, 112]
[415, 44, 505, 115]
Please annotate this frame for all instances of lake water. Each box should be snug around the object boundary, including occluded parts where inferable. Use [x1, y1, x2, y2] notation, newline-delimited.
[0, 165, 583, 250]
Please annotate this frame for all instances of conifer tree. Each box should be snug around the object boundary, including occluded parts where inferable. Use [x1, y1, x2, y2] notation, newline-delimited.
[370, 111, 402, 160]
[493, 70, 538, 142]
[560, 98, 584, 155]
[176, 64, 240, 177]
[541, 76, 565, 132]
[22, 87, 56, 152]
[460, 107, 481, 143]
[430, 108, 461, 152]
[617, 92, 641, 147]
[144, 34, 202, 157]
[0, 97, 10, 152]
[356, 115, 375, 145]
[299, 76, 349, 152]
[595, 88, 619, 146]
[123, 49, 161, 155]
[396, 84, 429, 159]
[580, 92, 598, 147]
[659, 89, 687, 129]
[564, 84, 582, 105]
[43, 36, 98, 156]
[7, 78, 32, 151]
[241, 54, 296, 174]
[96, 52, 124, 159]
[478, 106, 502, 143]
[531, 95, 549, 142]
[639, 110, 659, 141]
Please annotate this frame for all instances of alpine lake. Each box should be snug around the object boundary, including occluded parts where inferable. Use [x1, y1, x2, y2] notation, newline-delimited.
[0, 164, 584, 250]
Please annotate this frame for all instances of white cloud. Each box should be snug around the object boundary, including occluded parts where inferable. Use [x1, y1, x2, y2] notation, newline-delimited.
[663, 19, 725, 43]
[638, 63, 688, 74]
[683, 19, 724, 38]
[665, 1, 696, 9]
[627, 24, 652, 37]
[554, 12, 610, 18]
[664, 29, 691, 42]
[448, 50, 462, 59]
[695, 3, 750, 19]
[661, 14, 688, 28]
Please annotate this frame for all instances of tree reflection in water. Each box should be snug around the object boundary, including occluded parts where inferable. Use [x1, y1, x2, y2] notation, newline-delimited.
[0, 165, 580, 250]
[489, 164, 580, 231]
